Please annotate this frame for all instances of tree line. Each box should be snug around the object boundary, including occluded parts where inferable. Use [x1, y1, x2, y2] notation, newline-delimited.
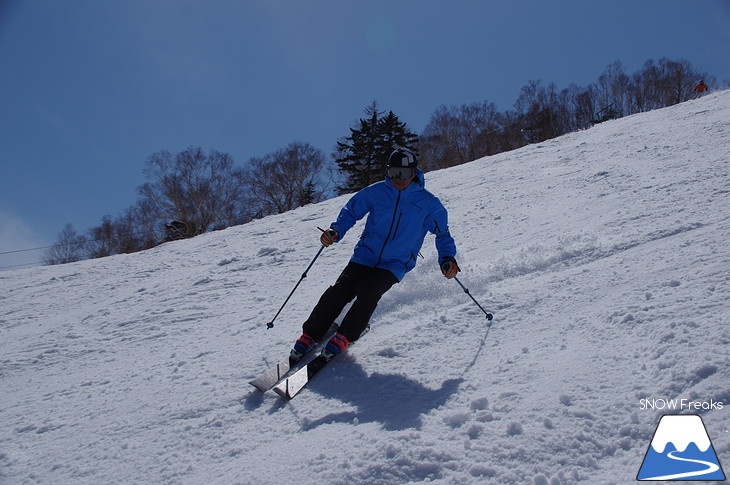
[419, 58, 718, 170]
[44, 57, 720, 265]
[43, 142, 330, 264]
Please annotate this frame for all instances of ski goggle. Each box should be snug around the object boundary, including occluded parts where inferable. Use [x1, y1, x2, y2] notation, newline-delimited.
[387, 166, 415, 180]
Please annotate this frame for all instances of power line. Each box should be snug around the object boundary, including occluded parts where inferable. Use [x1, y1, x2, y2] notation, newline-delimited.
[0, 244, 59, 255]
[0, 229, 161, 256]
[0, 261, 44, 270]
[0, 229, 166, 271]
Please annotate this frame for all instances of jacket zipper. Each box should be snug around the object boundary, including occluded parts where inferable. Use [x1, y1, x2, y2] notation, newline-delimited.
[392, 213, 403, 240]
[376, 190, 402, 266]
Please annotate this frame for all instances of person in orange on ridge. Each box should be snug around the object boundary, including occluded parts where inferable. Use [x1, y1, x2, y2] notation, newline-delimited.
[694, 80, 708, 95]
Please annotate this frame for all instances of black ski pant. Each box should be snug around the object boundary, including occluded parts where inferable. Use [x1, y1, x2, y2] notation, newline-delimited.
[302, 262, 399, 343]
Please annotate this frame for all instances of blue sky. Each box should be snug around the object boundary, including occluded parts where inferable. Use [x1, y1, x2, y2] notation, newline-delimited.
[1, 0, 729, 269]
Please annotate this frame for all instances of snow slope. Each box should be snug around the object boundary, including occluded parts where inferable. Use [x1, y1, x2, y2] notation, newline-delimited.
[1, 91, 729, 485]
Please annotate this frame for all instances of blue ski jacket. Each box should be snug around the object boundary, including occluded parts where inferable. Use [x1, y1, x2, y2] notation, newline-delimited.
[330, 169, 457, 281]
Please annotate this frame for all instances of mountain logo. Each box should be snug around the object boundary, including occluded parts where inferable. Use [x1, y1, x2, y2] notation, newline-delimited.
[637, 414, 726, 481]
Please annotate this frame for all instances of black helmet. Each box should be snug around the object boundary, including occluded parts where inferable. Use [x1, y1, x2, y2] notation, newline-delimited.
[386, 148, 418, 180]
[387, 148, 418, 168]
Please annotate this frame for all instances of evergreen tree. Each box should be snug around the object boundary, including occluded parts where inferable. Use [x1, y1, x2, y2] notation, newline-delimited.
[298, 180, 317, 207]
[335, 102, 418, 194]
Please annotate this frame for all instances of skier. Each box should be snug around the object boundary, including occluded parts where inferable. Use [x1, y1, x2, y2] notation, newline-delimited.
[694, 80, 709, 95]
[290, 147, 460, 362]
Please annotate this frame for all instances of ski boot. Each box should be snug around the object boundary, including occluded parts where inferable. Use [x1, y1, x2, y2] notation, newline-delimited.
[321, 333, 350, 361]
[290, 333, 316, 363]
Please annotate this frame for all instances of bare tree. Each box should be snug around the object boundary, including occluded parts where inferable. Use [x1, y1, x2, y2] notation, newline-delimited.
[137, 147, 250, 240]
[84, 210, 154, 258]
[85, 215, 117, 258]
[658, 58, 703, 105]
[43, 223, 84, 265]
[244, 141, 328, 215]
[495, 110, 526, 152]
[420, 101, 500, 170]
[562, 83, 596, 130]
[420, 105, 461, 171]
[630, 59, 664, 113]
[596, 60, 631, 117]
[114, 206, 156, 253]
[515, 80, 568, 143]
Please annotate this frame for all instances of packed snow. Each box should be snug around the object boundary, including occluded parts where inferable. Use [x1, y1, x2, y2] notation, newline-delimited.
[1, 91, 729, 485]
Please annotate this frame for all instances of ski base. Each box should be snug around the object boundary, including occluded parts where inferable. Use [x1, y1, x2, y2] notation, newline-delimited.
[273, 324, 368, 399]
[272, 355, 331, 399]
[249, 324, 339, 392]
[249, 355, 294, 392]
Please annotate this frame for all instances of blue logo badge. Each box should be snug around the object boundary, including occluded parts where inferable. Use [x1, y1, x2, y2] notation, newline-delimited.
[637, 414, 725, 481]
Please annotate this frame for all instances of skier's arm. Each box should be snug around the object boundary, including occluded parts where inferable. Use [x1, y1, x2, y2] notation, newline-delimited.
[430, 202, 457, 264]
[330, 188, 372, 240]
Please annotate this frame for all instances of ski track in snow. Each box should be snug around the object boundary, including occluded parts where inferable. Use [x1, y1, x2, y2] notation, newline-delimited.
[1, 91, 729, 484]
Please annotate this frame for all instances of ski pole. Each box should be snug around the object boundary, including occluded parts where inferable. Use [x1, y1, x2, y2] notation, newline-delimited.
[265, 244, 325, 329]
[454, 276, 494, 322]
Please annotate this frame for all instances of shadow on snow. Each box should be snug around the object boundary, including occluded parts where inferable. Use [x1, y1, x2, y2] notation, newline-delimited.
[297, 357, 462, 431]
